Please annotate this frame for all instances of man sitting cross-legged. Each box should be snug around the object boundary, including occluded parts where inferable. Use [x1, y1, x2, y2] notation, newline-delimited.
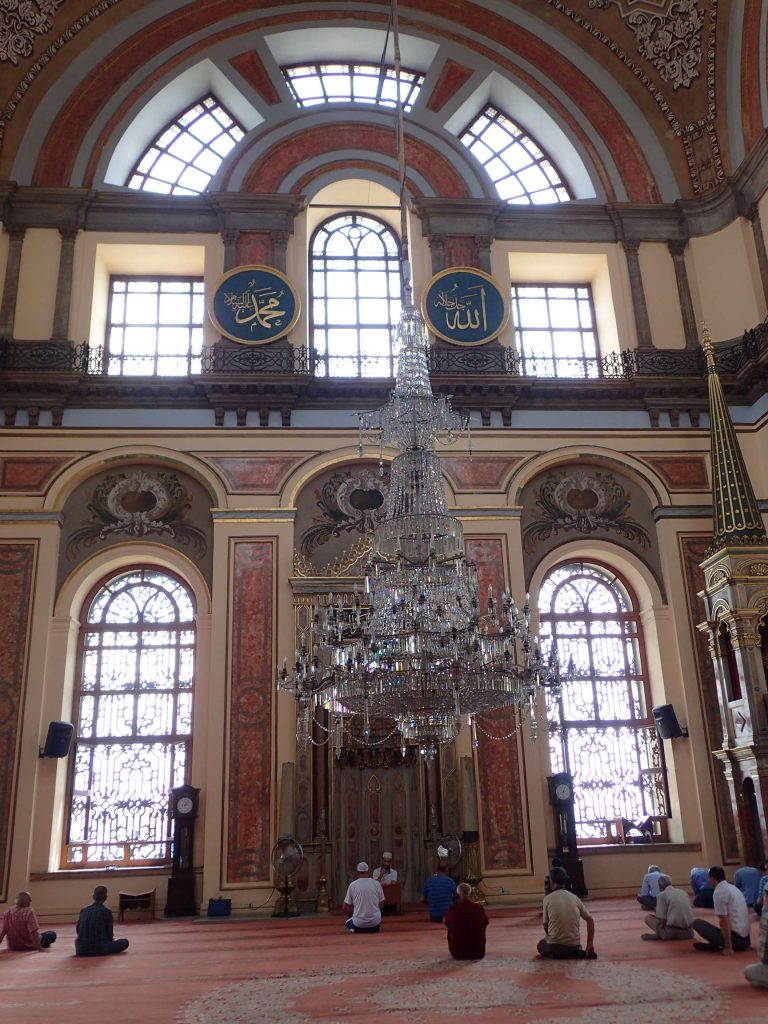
[537, 866, 597, 960]
[75, 886, 129, 957]
[443, 882, 489, 960]
[692, 866, 752, 953]
[343, 862, 385, 934]
[0, 891, 56, 952]
[642, 874, 694, 941]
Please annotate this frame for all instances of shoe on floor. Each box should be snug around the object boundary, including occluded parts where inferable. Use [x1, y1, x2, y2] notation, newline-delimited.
[641, 933, 660, 941]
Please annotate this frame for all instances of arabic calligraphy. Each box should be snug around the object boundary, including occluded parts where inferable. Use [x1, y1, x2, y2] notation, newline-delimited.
[225, 284, 287, 332]
[210, 265, 301, 345]
[423, 267, 508, 346]
[434, 283, 488, 333]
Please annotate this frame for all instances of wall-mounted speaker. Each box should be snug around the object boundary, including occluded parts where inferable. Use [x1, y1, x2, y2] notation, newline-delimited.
[652, 704, 688, 740]
[39, 721, 74, 758]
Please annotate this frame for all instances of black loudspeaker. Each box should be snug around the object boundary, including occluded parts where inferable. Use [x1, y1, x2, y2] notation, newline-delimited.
[652, 704, 686, 740]
[39, 721, 74, 758]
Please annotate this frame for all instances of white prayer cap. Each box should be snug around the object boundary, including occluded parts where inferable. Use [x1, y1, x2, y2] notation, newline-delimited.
[382, 852, 393, 861]
[356, 861, 369, 872]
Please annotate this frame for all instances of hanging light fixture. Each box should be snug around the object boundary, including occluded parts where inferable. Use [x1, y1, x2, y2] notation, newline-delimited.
[278, 0, 572, 758]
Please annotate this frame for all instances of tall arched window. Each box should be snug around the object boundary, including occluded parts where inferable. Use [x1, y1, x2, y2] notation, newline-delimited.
[538, 562, 668, 841]
[65, 569, 195, 867]
[310, 213, 402, 377]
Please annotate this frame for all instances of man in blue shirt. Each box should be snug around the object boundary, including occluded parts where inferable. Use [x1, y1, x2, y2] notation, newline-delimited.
[754, 860, 768, 917]
[637, 865, 662, 911]
[421, 863, 457, 922]
[733, 864, 762, 907]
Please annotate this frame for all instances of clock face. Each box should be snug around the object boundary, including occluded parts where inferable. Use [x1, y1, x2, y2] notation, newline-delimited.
[555, 783, 571, 801]
[176, 795, 194, 815]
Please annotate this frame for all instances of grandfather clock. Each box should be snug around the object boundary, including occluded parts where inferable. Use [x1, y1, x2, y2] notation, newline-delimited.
[547, 772, 588, 897]
[165, 784, 200, 917]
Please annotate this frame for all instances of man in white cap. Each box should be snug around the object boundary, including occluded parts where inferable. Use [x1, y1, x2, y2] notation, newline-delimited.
[373, 851, 400, 914]
[343, 862, 385, 933]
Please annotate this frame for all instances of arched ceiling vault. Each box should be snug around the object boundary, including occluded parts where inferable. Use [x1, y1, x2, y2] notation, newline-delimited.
[0, 1, 764, 205]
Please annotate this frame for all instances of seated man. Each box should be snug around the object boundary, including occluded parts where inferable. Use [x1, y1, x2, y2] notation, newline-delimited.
[744, 907, 768, 988]
[343, 862, 385, 934]
[544, 856, 573, 895]
[734, 864, 762, 907]
[421, 862, 457, 923]
[75, 886, 129, 957]
[637, 864, 662, 911]
[0, 891, 56, 951]
[642, 874, 694, 940]
[444, 883, 489, 960]
[690, 866, 715, 908]
[538, 867, 596, 960]
[372, 851, 399, 913]
[692, 866, 752, 953]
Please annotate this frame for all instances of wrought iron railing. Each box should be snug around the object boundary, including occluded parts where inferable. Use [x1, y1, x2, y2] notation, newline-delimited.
[1, 320, 766, 380]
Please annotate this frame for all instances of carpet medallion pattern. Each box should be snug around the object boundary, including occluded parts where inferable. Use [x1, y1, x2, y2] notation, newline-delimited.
[177, 953, 732, 1024]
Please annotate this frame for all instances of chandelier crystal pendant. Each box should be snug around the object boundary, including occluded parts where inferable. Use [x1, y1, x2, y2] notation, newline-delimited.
[277, 0, 571, 759]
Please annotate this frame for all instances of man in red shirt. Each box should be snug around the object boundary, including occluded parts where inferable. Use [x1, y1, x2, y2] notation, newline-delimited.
[0, 891, 56, 951]
[443, 882, 489, 959]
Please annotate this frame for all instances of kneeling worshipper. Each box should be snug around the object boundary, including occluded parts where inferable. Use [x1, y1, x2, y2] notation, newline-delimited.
[641, 874, 694, 940]
[744, 910, 768, 989]
[443, 883, 489, 960]
[372, 851, 399, 914]
[343, 862, 385, 934]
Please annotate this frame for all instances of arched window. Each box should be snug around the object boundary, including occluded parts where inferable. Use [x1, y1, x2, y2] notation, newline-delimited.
[310, 213, 402, 377]
[127, 96, 244, 194]
[283, 63, 423, 109]
[65, 569, 196, 867]
[461, 105, 571, 205]
[537, 562, 668, 841]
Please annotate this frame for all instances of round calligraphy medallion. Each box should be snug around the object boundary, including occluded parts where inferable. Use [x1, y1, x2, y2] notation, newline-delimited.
[209, 265, 301, 345]
[422, 267, 509, 346]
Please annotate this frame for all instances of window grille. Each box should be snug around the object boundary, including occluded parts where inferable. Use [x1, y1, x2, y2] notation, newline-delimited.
[461, 105, 571, 204]
[127, 96, 244, 195]
[538, 563, 668, 841]
[105, 277, 204, 376]
[283, 63, 423, 109]
[510, 283, 600, 378]
[310, 213, 402, 378]
[65, 569, 195, 867]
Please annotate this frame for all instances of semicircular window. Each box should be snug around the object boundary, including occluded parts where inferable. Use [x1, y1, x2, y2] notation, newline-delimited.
[283, 63, 423, 109]
[461, 105, 571, 204]
[127, 96, 245, 195]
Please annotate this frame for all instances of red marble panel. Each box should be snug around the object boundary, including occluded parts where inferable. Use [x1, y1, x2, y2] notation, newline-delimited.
[0, 456, 71, 492]
[207, 455, 305, 493]
[465, 536, 527, 870]
[443, 237, 479, 268]
[0, 544, 35, 900]
[441, 456, 521, 492]
[229, 52, 282, 105]
[679, 535, 738, 860]
[642, 456, 709, 491]
[242, 124, 470, 198]
[236, 233, 274, 267]
[227, 541, 274, 882]
[741, 0, 764, 152]
[426, 59, 474, 113]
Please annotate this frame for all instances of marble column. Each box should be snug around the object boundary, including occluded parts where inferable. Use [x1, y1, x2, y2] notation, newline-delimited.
[222, 230, 240, 272]
[667, 240, 698, 349]
[0, 227, 26, 337]
[52, 227, 78, 341]
[623, 239, 653, 350]
[278, 760, 296, 837]
[747, 204, 768, 310]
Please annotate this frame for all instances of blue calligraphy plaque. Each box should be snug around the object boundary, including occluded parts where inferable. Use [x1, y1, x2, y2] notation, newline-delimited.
[209, 265, 301, 345]
[422, 267, 508, 346]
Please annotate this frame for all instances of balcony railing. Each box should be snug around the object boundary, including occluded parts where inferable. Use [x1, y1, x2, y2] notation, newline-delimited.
[1, 319, 767, 381]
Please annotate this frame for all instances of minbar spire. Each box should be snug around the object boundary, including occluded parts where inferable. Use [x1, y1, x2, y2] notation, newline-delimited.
[702, 325, 767, 549]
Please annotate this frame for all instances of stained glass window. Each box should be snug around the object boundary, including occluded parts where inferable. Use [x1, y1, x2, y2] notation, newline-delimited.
[510, 283, 600, 378]
[65, 569, 195, 867]
[283, 63, 423, 109]
[538, 563, 668, 841]
[127, 96, 245, 195]
[461, 105, 571, 205]
[311, 213, 402, 378]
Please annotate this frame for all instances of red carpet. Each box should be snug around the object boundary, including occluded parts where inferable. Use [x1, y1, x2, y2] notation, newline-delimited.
[2, 899, 765, 1023]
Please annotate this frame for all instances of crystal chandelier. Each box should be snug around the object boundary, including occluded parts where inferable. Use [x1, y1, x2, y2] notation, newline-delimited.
[277, 0, 571, 759]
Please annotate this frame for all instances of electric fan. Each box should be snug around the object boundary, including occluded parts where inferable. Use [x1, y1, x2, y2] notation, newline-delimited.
[436, 834, 463, 872]
[271, 835, 304, 918]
